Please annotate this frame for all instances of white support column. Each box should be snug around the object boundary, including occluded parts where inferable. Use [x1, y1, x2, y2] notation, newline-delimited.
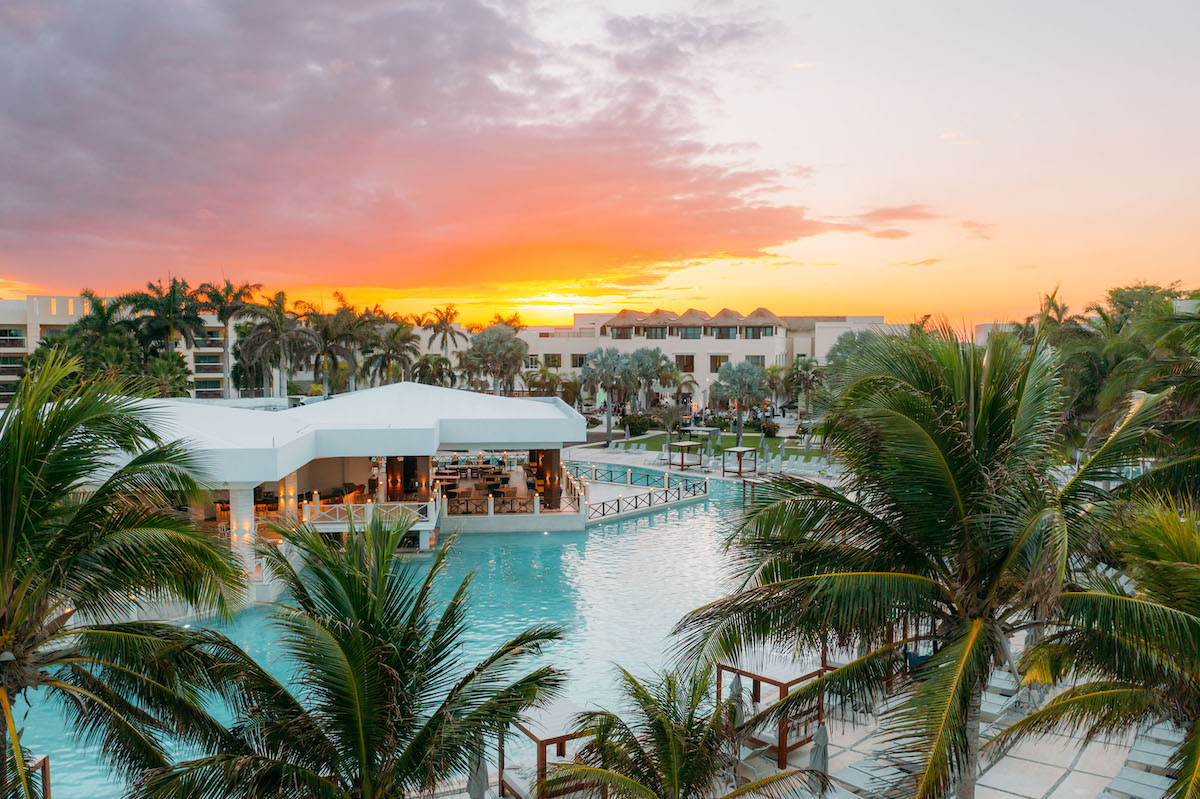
[284, 471, 298, 517]
[228, 485, 257, 576]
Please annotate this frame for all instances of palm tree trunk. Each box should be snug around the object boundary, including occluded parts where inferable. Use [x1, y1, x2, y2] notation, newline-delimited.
[956, 681, 982, 799]
[278, 356, 287, 399]
[735, 407, 744, 447]
[322, 356, 330, 397]
[606, 399, 613, 446]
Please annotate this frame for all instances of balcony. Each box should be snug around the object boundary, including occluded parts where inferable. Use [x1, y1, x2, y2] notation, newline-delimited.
[0, 365, 22, 376]
[194, 337, 225, 350]
[0, 337, 27, 349]
[195, 389, 224, 399]
[194, 362, 224, 374]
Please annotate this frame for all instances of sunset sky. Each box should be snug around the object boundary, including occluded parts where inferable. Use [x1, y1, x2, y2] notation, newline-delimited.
[1, 0, 1197, 326]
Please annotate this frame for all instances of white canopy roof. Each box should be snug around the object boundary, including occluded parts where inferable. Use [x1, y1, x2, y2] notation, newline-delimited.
[141, 383, 586, 486]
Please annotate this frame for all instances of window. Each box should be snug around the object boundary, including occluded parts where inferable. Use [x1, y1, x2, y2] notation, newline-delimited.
[194, 379, 222, 390]
[746, 355, 766, 367]
[544, 354, 562, 368]
[645, 327, 667, 340]
[571, 353, 587, 368]
[679, 326, 702, 340]
[713, 327, 737, 340]
[611, 327, 632, 340]
[743, 326, 773, 339]
[675, 354, 695, 373]
[525, 355, 540, 368]
[194, 354, 221, 365]
[710, 354, 729, 373]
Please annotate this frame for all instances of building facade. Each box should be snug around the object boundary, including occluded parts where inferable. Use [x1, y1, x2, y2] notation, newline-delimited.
[517, 308, 901, 406]
[0, 295, 233, 402]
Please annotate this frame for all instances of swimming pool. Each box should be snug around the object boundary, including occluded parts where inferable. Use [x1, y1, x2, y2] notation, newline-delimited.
[20, 471, 742, 799]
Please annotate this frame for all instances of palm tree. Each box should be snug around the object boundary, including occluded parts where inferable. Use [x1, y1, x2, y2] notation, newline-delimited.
[0, 352, 244, 799]
[144, 350, 195, 397]
[73, 289, 133, 350]
[676, 327, 1171, 799]
[198, 280, 262, 398]
[122, 278, 207, 355]
[789, 357, 820, 416]
[560, 376, 584, 408]
[464, 325, 528, 395]
[710, 361, 767, 446]
[582, 348, 630, 447]
[651, 404, 687, 446]
[239, 292, 313, 398]
[412, 353, 457, 387]
[629, 348, 672, 411]
[523, 367, 562, 397]
[490, 311, 527, 332]
[546, 668, 816, 799]
[295, 298, 372, 398]
[363, 323, 421, 385]
[763, 364, 789, 415]
[423, 304, 469, 358]
[135, 520, 565, 798]
[659, 368, 698, 406]
[992, 501, 1200, 799]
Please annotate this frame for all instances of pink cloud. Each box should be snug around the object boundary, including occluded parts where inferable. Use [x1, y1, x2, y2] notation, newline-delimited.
[0, 0, 924, 294]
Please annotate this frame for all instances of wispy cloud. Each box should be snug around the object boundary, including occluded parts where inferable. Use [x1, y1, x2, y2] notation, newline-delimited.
[892, 258, 942, 267]
[962, 220, 994, 240]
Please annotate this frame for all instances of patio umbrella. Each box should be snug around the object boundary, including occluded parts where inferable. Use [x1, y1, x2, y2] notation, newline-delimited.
[808, 724, 829, 789]
[729, 673, 745, 726]
[706, 433, 715, 460]
[467, 738, 488, 799]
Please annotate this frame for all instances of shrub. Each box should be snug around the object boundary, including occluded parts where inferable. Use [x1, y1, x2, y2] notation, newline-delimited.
[622, 414, 654, 437]
[760, 420, 780, 438]
[585, 415, 601, 428]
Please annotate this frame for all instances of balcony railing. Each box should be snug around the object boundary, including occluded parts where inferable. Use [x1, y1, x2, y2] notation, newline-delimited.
[0, 337, 27, 349]
[194, 362, 223, 373]
[195, 337, 226, 349]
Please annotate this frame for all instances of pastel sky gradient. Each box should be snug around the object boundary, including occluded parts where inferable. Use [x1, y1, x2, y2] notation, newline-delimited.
[1, 0, 1197, 325]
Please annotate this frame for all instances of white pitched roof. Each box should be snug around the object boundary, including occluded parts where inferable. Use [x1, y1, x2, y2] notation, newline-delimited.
[142, 383, 585, 485]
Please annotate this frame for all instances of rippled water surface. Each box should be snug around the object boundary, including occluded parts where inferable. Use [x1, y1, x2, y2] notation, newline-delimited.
[21, 471, 742, 799]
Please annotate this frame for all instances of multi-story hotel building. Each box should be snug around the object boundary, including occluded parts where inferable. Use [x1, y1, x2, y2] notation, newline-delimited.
[517, 308, 902, 406]
[0, 295, 234, 403]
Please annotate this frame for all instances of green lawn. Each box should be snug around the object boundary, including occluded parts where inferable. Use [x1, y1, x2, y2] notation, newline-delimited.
[583, 429, 822, 458]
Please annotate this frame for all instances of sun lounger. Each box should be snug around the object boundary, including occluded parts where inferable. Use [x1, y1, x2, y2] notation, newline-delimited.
[832, 757, 913, 797]
[1106, 766, 1173, 799]
[1144, 723, 1184, 745]
[1128, 737, 1175, 772]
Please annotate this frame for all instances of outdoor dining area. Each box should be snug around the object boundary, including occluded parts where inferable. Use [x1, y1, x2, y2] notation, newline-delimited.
[435, 449, 572, 515]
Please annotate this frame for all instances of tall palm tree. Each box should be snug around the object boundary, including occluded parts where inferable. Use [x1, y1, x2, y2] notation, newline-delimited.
[295, 298, 370, 398]
[240, 292, 313, 398]
[710, 361, 767, 446]
[463, 325, 527, 395]
[629, 348, 672, 411]
[763, 364, 789, 415]
[135, 520, 565, 798]
[676, 327, 1171, 799]
[362, 323, 421, 385]
[73, 289, 133, 350]
[412, 353, 457, 387]
[546, 668, 816, 799]
[144, 350, 195, 397]
[992, 501, 1200, 799]
[198, 280, 262, 398]
[560, 376, 584, 408]
[788, 357, 820, 416]
[121, 278, 207, 355]
[0, 352, 244, 799]
[490, 311, 526, 332]
[582, 348, 630, 447]
[651, 404, 687, 446]
[423, 305, 469, 358]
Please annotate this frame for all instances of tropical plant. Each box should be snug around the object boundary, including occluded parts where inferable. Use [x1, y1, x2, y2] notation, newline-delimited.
[73, 289, 134, 351]
[560, 376, 584, 408]
[627, 348, 672, 411]
[134, 520, 565, 799]
[423, 305, 469, 358]
[992, 501, 1200, 799]
[676, 327, 1172, 799]
[651, 404, 687, 445]
[143, 351, 194, 397]
[198, 280, 262, 398]
[523, 367, 562, 397]
[295, 297, 375, 397]
[121, 278, 208, 354]
[412, 353, 457, 387]
[545, 668, 818, 799]
[463, 325, 527, 395]
[763, 364, 789, 414]
[239, 292, 315, 398]
[489, 311, 526, 332]
[788, 357, 820, 416]
[709, 361, 767, 446]
[362, 323, 421, 385]
[659, 368, 698, 406]
[582, 348, 630, 447]
[0, 351, 244, 799]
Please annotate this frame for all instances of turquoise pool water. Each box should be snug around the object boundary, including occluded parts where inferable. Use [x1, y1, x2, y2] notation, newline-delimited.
[20, 470, 741, 799]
